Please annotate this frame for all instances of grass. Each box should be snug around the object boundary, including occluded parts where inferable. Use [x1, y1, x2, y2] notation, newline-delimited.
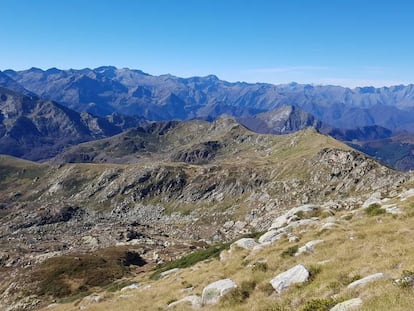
[35, 195, 414, 311]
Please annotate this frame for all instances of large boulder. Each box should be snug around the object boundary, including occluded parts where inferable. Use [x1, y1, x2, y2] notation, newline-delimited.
[330, 298, 363, 311]
[202, 278, 237, 305]
[347, 273, 384, 289]
[258, 229, 285, 244]
[270, 264, 309, 293]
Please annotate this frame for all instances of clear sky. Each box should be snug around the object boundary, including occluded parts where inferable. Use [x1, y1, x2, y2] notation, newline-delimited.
[0, 0, 413, 87]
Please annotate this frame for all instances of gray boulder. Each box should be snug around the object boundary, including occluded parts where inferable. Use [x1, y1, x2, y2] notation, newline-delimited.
[258, 229, 285, 244]
[270, 264, 309, 293]
[330, 298, 363, 311]
[202, 278, 237, 305]
[347, 273, 384, 289]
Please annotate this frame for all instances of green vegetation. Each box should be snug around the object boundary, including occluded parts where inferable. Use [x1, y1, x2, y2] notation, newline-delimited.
[221, 280, 257, 306]
[281, 245, 299, 258]
[151, 242, 231, 279]
[299, 298, 338, 311]
[252, 261, 268, 272]
[394, 270, 414, 288]
[365, 203, 386, 216]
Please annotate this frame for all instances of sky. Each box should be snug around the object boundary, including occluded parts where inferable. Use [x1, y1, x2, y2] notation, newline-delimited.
[0, 0, 413, 87]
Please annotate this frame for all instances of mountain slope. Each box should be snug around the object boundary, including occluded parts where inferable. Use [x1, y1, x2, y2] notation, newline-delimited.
[0, 118, 408, 309]
[0, 87, 147, 160]
[4, 67, 414, 131]
[238, 105, 322, 134]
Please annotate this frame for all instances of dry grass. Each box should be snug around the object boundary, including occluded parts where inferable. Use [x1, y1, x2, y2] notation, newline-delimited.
[40, 194, 414, 311]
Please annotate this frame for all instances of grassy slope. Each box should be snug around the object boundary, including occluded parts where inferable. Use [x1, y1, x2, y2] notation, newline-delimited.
[41, 188, 414, 311]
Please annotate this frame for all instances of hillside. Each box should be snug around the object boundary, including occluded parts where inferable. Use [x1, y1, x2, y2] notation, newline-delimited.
[0, 119, 407, 310]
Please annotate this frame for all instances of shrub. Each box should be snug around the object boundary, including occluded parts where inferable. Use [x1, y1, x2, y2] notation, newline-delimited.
[300, 298, 338, 311]
[258, 282, 275, 296]
[220, 280, 256, 305]
[394, 270, 414, 288]
[252, 261, 268, 272]
[281, 245, 299, 258]
[308, 265, 322, 281]
[365, 203, 386, 216]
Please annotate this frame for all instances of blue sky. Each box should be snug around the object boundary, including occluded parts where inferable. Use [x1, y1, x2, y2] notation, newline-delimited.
[0, 0, 413, 87]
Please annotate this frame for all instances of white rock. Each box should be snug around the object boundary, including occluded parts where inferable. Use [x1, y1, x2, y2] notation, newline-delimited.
[270, 264, 309, 293]
[269, 204, 319, 230]
[295, 240, 324, 256]
[120, 283, 140, 291]
[160, 268, 180, 278]
[381, 204, 402, 215]
[202, 278, 237, 305]
[330, 298, 363, 311]
[347, 273, 385, 289]
[231, 238, 258, 250]
[258, 229, 285, 244]
[362, 192, 382, 208]
[167, 295, 202, 309]
[399, 188, 414, 201]
[46, 303, 59, 309]
[285, 218, 318, 230]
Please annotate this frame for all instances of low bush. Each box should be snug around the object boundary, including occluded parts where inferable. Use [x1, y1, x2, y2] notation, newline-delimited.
[220, 280, 256, 305]
[300, 298, 338, 311]
[365, 203, 386, 216]
[281, 245, 298, 258]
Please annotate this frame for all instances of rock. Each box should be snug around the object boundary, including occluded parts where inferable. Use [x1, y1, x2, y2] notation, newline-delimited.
[82, 294, 104, 303]
[120, 283, 140, 291]
[347, 273, 385, 289]
[362, 192, 382, 208]
[270, 264, 309, 293]
[399, 188, 414, 201]
[160, 268, 180, 278]
[269, 204, 319, 230]
[46, 303, 59, 309]
[202, 278, 237, 305]
[330, 298, 363, 311]
[167, 295, 202, 309]
[231, 238, 258, 250]
[381, 204, 402, 215]
[258, 229, 285, 244]
[295, 240, 324, 256]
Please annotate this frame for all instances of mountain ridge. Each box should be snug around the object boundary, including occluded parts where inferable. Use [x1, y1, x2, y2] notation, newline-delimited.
[3, 67, 414, 131]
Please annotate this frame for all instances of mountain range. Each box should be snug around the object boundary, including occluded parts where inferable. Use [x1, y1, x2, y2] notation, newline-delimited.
[2, 66, 414, 132]
[1, 66, 414, 170]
